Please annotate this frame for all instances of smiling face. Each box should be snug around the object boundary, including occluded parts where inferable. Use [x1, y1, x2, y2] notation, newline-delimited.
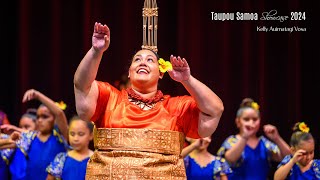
[128, 49, 163, 92]
[236, 108, 261, 134]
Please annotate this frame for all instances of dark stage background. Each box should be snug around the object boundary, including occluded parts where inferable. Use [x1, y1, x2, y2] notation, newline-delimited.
[1, 0, 319, 159]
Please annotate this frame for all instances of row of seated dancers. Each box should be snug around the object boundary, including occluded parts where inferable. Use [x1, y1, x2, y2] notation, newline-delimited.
[0, 89, 319, 180]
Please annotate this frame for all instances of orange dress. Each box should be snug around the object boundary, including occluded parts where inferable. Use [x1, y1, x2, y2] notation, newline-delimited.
[86, 82, 200, 179]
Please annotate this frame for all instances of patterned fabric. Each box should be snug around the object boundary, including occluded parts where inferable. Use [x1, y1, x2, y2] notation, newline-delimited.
[0, 134, 10, 163]
[91, 81, 200, 139]
[8, 127, 68, 180]
[46, 152, 67, 178]
[184, 155, 232, 180]
[277, 155, 320, 179]
[86, 128, 186, 179]
[0, 134, 9, 180]
[47, 152, 90, 180]
[217, 135, 279, 180]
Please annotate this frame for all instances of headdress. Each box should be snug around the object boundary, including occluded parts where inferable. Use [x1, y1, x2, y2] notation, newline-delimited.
[142, 0, 172, 73]
[142, 0, 158, 52]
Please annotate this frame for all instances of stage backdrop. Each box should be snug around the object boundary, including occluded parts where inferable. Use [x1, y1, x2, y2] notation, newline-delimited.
[1, 0, 318, 157]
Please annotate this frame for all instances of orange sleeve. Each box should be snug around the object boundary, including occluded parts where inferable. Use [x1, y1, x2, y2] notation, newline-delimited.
[90, 81, 119, 126]
[173, 96, 200, 139]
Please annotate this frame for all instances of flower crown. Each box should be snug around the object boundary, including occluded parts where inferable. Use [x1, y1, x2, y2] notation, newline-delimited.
[158, 58, 172, 73]
[298, 122, 310, 133]
[55, 101, 67, 110]
[250, 102, 260, 110]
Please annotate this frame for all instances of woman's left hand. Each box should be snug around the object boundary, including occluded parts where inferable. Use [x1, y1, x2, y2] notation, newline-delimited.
[168, 55, 191, 82]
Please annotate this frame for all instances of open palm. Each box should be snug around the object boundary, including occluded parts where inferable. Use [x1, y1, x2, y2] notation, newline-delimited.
[168, 55, 191, 82]
[92, 22, 110, 52]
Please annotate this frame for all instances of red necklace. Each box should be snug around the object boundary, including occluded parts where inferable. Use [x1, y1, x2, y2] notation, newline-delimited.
[126, 88, 164, 104]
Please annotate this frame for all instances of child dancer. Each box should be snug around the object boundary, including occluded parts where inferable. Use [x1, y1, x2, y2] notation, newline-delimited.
[8, 89, 68, 180]
[274, 122, 320, 179]
[182, 137, 231, 180]
[217, 98, 291, 180]
[46, 115, 93, 180]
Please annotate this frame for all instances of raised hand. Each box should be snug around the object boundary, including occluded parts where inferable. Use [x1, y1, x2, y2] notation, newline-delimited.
[291, 149, 306, 163]
[241, 124, 256, 139]
[263, 124, 280, 142]
[9, 131, 21, 141]
[168, 55, 191, 82]
[92, 22, 110, 53]
[22, 89, 40, 103]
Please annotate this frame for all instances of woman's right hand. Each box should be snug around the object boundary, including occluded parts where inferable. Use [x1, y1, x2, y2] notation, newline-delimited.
[92, 22, 110, 53]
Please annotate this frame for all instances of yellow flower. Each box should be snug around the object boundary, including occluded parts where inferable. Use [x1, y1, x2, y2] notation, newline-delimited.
[55, 101, 67, 110]
[158, 58, 172, 73]
[299, 122, 310, 133]
[251, 102, 260, 110]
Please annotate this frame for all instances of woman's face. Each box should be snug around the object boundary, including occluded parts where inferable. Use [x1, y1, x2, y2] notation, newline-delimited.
[69, 120, 93, 151]
[19, 117, 37, 131]
[293, 139, 315, 166]
[36, 106, 54, 134]
[236, 108, 261, 134]
[128, 49, 162, 90]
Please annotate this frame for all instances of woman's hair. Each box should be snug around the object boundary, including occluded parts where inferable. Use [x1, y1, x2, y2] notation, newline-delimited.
[21, 108, 37, 122]
[69, 115, 94, 133]
[290, 122, 313, 147]
[131, 49, 160, 62]
[236, 98, 260, 117]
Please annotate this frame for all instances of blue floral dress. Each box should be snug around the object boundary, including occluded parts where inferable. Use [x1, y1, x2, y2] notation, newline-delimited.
[184, 155, 232, 180]
[46, 152, 90, 180]
[0, 134, 10, 180]
[2, 128, 67, 180]
[217, 135, 279, 180]
[277, 155, 320, 179]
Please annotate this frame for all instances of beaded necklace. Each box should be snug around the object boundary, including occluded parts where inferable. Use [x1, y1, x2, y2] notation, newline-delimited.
[126, 88, 164, 109]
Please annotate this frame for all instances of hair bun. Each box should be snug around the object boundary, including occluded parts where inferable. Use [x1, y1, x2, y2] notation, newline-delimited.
[292, 122, 310, 133]
[240, 98, 260, 110]
[26, 108, 37, 116]
[240, 98, 254, 108]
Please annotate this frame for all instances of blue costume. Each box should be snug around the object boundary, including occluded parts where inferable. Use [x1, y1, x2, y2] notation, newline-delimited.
[184, 155, 232, 180]
[217, 135, 280, 180]
[277, 155, 320, 179]
[2, 128, 67, 180]
[0, 134, 10, 180]
[46, 152, 90, 180]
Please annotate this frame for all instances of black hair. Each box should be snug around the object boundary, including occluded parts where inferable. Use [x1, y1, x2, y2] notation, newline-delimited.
[21, 108, 37, 122]
[69, 115, 94, 133]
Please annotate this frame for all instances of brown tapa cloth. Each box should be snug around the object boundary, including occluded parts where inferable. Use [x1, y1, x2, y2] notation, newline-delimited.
[86, 128, 186, 180]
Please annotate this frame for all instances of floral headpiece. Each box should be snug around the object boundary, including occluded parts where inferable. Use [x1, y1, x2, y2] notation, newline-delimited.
[55, 101, 67, 110]
[158, 58, 172, 73]
[251, 102, 260, 110]
[298, 122, 310, 133]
